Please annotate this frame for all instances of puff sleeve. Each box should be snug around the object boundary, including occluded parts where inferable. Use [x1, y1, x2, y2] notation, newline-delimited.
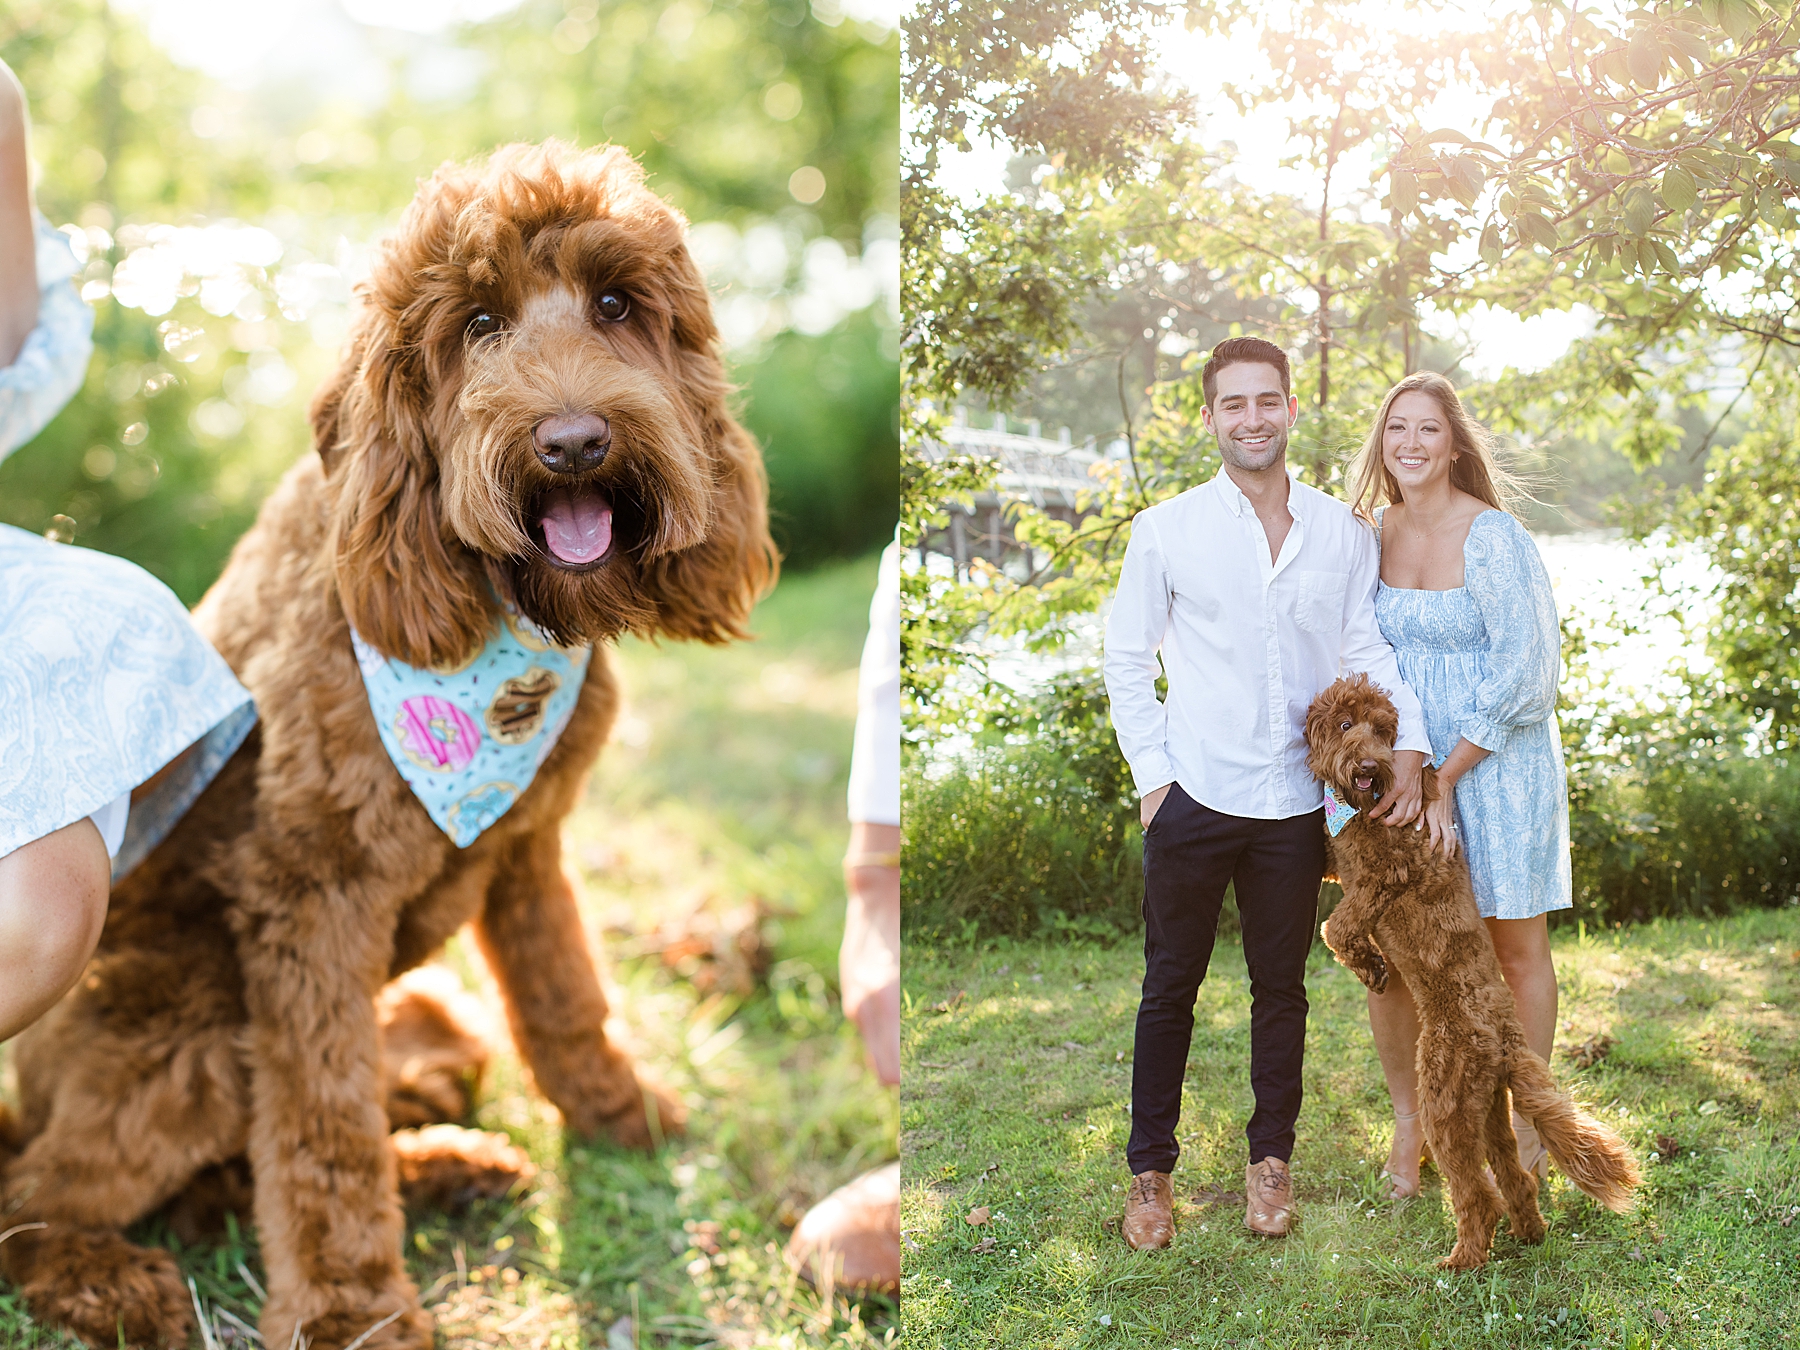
[1460, 512, 1560, 753]
[0, 215, 94, 463]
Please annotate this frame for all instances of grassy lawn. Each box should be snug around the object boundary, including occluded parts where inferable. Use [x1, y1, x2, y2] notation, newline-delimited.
[0, 551, 897, 1349]
[901, 907, 1800, 1349]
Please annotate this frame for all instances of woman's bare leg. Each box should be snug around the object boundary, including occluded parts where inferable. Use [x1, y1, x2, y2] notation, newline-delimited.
[1484, 914, 1558, 1173]
[1366, 971, 1427, 1196]
[0, 819, 110, 1041]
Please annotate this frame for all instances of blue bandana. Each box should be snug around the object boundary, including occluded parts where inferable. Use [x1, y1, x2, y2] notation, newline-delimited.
[1323, 781, 1359, 838]
[351, 612, 591, 847]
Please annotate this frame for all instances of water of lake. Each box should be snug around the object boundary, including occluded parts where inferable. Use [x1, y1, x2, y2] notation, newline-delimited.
[951, 532, 1714, 716]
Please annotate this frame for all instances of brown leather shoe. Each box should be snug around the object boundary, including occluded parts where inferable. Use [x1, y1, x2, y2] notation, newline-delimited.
[1122, 1170, 1174, 1249]
[1244, 1156, 1295, 1237]
[785, 1162, 899, 1294]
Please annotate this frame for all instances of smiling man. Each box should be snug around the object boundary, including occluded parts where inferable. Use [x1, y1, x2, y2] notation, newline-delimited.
[1102, 336, 1432, 1247]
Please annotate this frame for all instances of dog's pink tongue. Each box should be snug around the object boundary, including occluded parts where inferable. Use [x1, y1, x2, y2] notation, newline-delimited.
[539, 487, 613, 565]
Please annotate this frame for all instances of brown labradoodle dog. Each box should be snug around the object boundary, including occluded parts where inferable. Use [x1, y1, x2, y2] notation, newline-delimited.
[0, 141, 775, 1349]
[1304, 674, 1638, 1270]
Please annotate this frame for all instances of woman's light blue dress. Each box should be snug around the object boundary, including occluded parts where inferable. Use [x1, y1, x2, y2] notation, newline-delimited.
[1375, 509, 1571, 920]
[0, 217, 253, 875]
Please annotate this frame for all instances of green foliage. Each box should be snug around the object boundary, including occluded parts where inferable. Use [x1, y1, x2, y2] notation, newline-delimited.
[902, 671, 1142, 940]
[0, 0, 898, 599]
[1569, 749, 1800, 927]
[743, 311, 898, 570]
[903, 0, 1187, 179]
[901, 0, 1800, 728]
[1614, 360, 1800, 749]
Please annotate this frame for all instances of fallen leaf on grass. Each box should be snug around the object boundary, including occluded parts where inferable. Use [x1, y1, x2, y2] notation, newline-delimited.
[683, 1218, 723, 1254]
[619, 898, 780, 996]
[1698, 1099, 1722, 1115]
[1567, 1032, 1616, 1068]
[970, 1236, 997, 1254]
[1651, 1309, 1669, 1327]
[1192, 1183, 1245, 1208]
[1656, 1133, 1682, 1159]
[965, 1206, 990, 1226]
[1061, 1041, 1085, 1051]
[930, 991, 966, 1014]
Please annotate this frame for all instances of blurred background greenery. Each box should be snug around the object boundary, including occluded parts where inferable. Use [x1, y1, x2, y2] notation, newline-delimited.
[0, 0, 899, 595]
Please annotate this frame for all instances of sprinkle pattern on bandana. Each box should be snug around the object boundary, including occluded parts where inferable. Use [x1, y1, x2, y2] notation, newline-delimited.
[352, 614, 590, 847]
[1323, 781, 1359, 838]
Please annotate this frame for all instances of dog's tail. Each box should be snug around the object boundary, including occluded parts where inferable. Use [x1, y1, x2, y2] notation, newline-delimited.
[1507, 1049, 1640, 1213]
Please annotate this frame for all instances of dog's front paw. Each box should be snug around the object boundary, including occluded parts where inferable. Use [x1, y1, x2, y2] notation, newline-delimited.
[1363, 957, 1389, 996]
[393, 1123, 537, 1210]
[1437, 1241, 1490, 1271]
[12, 1229, 193, 1349]
[262, 1299, 434, 1350]
[585, 1073, 688, 1150]
[1510, 1210, 1547, 1244]
[1340, 948, 1386, 995]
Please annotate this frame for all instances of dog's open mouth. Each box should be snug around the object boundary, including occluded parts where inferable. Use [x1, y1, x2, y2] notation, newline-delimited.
[1353, 773, 1374, 792]
[535, 485, 613, 569]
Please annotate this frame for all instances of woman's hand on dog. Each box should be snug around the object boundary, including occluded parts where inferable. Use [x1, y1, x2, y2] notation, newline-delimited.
[1368, 750, 1426, 828]
[1421, 792, 1459, 857]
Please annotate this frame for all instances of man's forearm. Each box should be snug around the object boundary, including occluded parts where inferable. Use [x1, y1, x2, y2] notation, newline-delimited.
[842, 821, 899, 1086]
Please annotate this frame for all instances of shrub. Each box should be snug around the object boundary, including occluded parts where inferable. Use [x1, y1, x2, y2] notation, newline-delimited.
[901, 670, 1141, 941]
[1568, 750, 1800, 926]
[904, 658, 1800, 945]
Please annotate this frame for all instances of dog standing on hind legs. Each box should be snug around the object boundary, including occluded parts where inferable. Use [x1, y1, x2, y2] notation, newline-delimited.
[1305, 673, 1639, 1269]
[0, 141, 776, 1349]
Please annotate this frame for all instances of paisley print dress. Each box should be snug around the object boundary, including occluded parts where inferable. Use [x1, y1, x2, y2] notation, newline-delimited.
[0, 217, 252, 874]
[1375, 509, 1571, 920]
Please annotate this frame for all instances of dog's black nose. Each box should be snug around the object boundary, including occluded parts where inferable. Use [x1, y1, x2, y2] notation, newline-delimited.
[533, 414, 611, 474]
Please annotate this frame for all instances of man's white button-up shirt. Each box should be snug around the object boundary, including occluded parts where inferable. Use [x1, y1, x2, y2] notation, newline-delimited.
[1103, 468, 1430, 821]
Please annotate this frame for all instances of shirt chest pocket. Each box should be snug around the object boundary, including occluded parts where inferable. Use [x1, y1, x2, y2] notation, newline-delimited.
[1293, 569, 1348, 635]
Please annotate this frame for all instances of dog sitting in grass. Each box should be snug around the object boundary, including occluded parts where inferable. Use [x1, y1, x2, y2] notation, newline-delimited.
[1304, 673, 1639, 1269]
[0, 141, 774, 1350]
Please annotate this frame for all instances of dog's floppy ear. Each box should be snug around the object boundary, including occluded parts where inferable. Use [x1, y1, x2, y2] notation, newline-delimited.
[645, 415, 778, 642]
[642, 342, 779, 642]
[1304, 685, 1339, 752]
[1375, 698, 1400, 746]
[319, 314, 494, 668]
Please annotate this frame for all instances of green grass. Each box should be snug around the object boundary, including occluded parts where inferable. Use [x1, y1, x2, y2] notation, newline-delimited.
[0, 552, 897, 1349]
[900, 908, 1800, 1349]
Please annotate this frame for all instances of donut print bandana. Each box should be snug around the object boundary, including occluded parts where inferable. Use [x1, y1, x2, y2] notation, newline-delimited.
[350, 611, 591, 847]
[1322, 781, 1359, 838]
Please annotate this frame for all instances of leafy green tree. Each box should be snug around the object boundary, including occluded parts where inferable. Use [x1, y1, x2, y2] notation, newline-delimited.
[901, 0, 1800, 744]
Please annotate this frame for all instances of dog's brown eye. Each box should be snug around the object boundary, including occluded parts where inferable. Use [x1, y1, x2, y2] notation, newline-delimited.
[594, 290, 631, 323]
[467, 312, 506, 340]
[1340, 720, 1352, 731]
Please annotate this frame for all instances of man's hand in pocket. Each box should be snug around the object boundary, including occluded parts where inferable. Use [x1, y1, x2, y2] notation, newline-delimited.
[1141, 783, 1172, 828]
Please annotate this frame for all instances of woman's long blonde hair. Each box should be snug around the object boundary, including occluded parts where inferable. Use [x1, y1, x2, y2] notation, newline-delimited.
[1347, 371, 1531, 526]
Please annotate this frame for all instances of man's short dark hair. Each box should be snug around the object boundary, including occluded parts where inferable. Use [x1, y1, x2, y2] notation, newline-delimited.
[1201, 337, 1291, 408]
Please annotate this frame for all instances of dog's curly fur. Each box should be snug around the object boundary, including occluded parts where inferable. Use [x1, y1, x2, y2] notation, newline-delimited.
[0, 142, 775, 1349]
[1305, 674, 1638, 1270]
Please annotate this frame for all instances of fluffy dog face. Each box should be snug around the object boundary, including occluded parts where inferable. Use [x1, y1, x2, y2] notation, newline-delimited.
[314, 141, 777, 667]
[1304, 673, 1401, 809]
